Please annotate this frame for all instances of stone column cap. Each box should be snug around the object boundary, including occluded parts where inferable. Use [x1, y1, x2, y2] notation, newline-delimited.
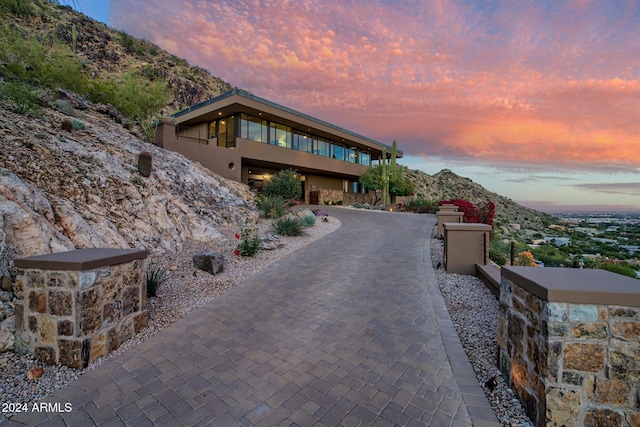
[502, 266, 640, 306]
[15, 248, 148, 271]
[443, 223, 491, 231]
[437, 211, 464, 217]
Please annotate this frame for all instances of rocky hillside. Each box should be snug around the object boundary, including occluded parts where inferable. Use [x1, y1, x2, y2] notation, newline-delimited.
[405, 168, 555, 232]
[0, 99, 257, 267]
[4, 1, 232, 113]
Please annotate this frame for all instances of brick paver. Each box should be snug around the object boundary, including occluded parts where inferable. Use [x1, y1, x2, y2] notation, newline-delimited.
[7, 208, 500, 426]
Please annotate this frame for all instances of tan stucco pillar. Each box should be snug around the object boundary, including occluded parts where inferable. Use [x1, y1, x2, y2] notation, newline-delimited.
[443, 223, 492, 275]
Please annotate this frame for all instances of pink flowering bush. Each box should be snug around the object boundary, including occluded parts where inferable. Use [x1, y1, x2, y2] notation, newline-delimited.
[439, 199, 495, 226]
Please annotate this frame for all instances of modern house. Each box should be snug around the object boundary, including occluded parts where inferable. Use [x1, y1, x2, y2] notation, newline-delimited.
[155, 89, 401, 203]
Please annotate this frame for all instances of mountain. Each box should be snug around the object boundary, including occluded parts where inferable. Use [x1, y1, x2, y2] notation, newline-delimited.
[404, 168, 556, 232]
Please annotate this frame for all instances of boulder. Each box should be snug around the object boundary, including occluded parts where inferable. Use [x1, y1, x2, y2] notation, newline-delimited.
[193, 252, 224, 275]
[260, 234, 285, 250]
[0, 316, 15, 352]
[296, 208, 315, 219]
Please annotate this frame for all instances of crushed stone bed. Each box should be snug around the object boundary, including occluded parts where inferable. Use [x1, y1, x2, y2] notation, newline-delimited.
[431, 237, 533, 427]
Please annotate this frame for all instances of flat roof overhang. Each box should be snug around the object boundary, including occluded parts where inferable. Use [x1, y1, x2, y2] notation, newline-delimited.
[172, 89, 402, 159]
[242, 158, 366, 181]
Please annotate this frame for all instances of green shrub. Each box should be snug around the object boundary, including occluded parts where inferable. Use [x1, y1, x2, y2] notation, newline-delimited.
[299, 214, 316, 228]
[264, 169, 302, 201]
[600, 263, 638, 279]
[0, 0, 36, 16]
[235, 228, 260, 257]
[146, 263, 170, 297]
[489, 248, 507, 266]
[50, 99, 75, 115]
[272, 217, 305, 236]
[0, 81, 42, 115]
[256, 195, 287, 219]
[405, 197, 439, 213]
[72, 119, 85, 130]
[0, 23, 89, 94]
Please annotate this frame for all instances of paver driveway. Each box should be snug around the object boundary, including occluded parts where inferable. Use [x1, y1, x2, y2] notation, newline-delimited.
[7, 207, 499, 426]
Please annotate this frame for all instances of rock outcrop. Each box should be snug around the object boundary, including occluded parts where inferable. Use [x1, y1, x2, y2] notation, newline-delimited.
[0, 102, 258, 270]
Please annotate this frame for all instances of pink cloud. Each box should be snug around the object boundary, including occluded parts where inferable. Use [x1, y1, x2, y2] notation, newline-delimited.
[111, 0, 639, 172]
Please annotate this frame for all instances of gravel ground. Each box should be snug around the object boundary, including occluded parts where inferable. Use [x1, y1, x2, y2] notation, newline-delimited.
[431, 237, 534, 427]
[2, 214, 532, 426]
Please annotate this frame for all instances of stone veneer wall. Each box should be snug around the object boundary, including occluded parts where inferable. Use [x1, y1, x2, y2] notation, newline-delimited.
[314, 189, 375, 206]
[14, 249, 148, 369]
[498, 267, 640, 427]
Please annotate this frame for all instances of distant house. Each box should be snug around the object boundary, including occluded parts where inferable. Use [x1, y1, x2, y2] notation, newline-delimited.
[545, 237, 571, 247]
[592, 238, 618, 246]
[155, 89, 400, 202]
[621, 245, 640, 255]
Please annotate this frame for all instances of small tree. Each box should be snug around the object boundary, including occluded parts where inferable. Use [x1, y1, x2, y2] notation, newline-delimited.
[264, 169, 302, 201]
[359, 165, 384, 205]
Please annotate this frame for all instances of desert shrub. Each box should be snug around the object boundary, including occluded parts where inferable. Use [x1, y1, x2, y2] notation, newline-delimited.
[272, 217, 305, 236]
[264, 169, 302, 201]
[299, 214, 316, 228]
[0, 0, 37, 16]
[600, 263, 638, 279]
[514, 251, 537, 267]
[255, 195, 286, 219]
[0, 81, 42, 115]
[489, 248, 507, 266]
[72, 119, 85, 130]
[235, 228, 260, 257]
[406, 197, 438, 213]
[0, 23, 89, 94]
[50, 99, 75, 115]
[146, 263, 170, 297]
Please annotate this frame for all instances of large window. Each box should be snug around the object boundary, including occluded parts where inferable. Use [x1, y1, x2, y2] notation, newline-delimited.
[314, 137, 331, 157]
[215, 116, 235, 147]
[240, 114, 268, 143]
[270, 123, 292, 148]
[294, 131, 313, 152]
[236, 114, 376, 164]
[346, 148, 357, 163]
[359, 151, 371, 166]
[332, 144, 345, 160]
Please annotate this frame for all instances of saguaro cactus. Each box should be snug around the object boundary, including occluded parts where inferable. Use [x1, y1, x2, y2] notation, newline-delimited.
[137, 151, 152, 177]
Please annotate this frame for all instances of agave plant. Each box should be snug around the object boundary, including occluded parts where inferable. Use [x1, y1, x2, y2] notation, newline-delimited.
[146, 263, 170, 297]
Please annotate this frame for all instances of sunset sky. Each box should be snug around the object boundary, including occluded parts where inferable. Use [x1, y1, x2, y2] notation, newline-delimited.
[67, 0, 639, 213]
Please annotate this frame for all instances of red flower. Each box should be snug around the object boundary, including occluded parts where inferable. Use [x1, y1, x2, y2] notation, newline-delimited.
[234, 249, 240, 256]
[235, 233, 240, 239]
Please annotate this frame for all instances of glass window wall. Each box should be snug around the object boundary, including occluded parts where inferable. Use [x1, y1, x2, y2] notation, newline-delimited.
[234, 114, 376, 165]
[346, 148, 357, 163]
[314, 137, 331, 158]
[240, 114, 268, 143]
[332, 144, 345, 160]
[359, 151, 371, 166]
[270, 123, 292, 148]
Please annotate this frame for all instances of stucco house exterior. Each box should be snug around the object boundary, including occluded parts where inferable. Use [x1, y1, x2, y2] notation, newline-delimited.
[155, 89, 401, 203]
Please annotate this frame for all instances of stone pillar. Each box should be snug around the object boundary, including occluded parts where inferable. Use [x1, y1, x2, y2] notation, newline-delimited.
[443, 223, 492, 275]
[498, 267, 640, 427]
[436, 211, 464, 238]
[14, 248, 148, 369]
